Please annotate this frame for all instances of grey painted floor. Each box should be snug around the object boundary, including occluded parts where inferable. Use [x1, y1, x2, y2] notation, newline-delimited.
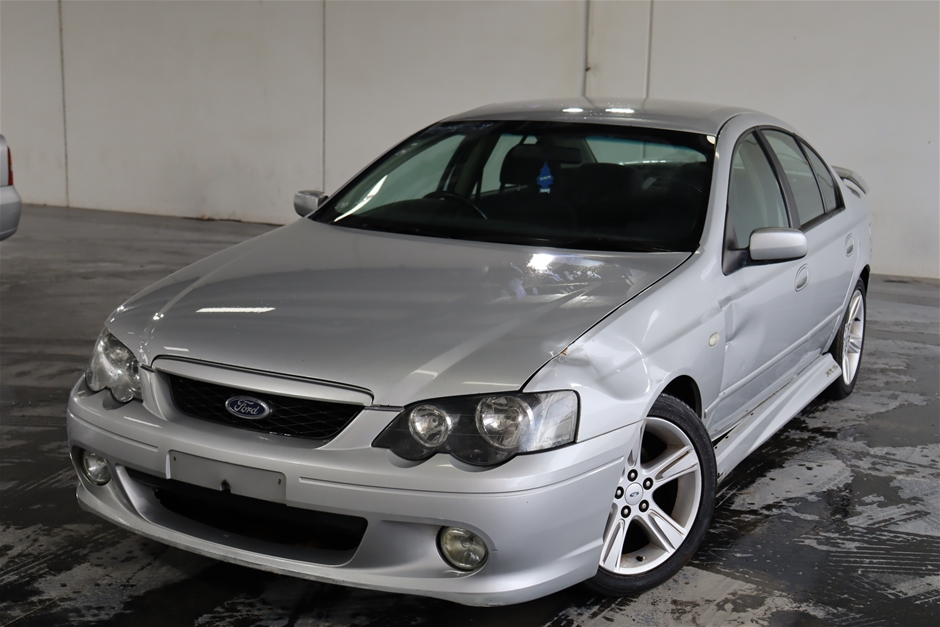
[2, 205, 938, 626]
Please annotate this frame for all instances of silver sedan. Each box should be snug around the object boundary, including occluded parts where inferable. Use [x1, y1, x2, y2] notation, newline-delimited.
[67, 99, 871, 606]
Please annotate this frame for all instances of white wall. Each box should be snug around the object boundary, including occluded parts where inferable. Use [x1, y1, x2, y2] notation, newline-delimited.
[324, 0, 586, 191]
[646, 0, 939, 280]
[1, 0, 937, 278]
[585, 0, 650, 98]
[0, 0, 68, 206]
[60, 0, 323, 223]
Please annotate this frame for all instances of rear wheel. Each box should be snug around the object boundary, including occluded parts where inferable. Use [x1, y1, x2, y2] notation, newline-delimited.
[825, 279, 866, 400]
[586, 395, 716, 596]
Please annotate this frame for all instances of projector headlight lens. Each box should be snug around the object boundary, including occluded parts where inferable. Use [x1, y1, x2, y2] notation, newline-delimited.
[408, 404, 453, 447]
[475, 396, 532, 450]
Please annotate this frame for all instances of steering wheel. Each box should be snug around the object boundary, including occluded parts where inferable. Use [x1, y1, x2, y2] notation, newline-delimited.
[423, 191, 487, 219]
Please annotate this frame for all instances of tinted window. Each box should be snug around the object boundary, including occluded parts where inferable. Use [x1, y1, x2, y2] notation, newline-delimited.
[801, 141, 839, 212]
[763, 130, 825, 225]
[480, 134, 523, 193]
[316, 121, 715, 253]
[342, 135, 464, 210]
[727, 132, 788, 249]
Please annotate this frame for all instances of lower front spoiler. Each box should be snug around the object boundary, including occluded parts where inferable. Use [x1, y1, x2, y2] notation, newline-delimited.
[74, 457, 622, 606]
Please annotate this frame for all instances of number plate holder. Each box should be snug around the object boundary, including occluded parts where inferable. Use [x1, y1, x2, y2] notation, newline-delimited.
[168, 451, 286, 503]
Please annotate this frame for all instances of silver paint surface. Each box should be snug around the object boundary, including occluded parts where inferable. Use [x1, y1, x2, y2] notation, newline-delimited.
[49, 102, 875, 605]
[444, 98, 755, 135]
[107, 219, 688, 406]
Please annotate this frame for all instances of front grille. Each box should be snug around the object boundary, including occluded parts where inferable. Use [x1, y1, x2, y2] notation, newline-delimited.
[167, 374, 362, 440]
[127, 468, 367, 551]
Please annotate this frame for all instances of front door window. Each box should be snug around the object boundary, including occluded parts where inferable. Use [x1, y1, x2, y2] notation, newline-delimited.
[727, 132, 789, 249]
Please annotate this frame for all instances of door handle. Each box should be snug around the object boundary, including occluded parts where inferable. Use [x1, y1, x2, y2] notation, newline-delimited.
[845, 234, 855, 256]
[795, 264, 809, 292]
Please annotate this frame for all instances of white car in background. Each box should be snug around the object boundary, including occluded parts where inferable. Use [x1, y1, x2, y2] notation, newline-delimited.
[0, 135, 22, 241]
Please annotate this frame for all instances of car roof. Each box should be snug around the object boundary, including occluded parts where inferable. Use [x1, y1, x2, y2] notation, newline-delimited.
[445, 98, 757, 136]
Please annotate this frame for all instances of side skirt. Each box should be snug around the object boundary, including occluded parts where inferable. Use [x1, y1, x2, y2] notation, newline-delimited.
[713, 353, 841, 482]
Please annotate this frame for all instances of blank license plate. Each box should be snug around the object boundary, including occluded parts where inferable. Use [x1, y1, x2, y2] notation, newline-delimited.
[168, 451, 286, 503]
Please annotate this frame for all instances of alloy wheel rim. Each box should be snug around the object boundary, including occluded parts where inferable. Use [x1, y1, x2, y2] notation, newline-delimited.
[841, 289, 865, 385]
[599, 417, 702, 575]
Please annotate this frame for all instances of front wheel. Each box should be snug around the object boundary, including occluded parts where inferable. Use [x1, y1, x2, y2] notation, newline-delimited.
[585, 394, 716, 596]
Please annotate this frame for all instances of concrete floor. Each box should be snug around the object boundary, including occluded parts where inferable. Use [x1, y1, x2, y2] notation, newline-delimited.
[1, 205, 938, 626]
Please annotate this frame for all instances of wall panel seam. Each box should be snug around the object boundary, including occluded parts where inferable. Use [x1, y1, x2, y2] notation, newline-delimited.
[581, 0, 590, 97]
[645, 0, 654, 99]
[321, 0, 327, 191]
[58, 0, 69, 206]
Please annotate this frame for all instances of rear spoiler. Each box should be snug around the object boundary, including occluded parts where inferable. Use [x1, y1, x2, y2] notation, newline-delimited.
[833, 167, 868, 194]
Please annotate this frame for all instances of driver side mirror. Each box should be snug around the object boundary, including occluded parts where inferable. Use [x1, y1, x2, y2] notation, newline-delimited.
[294, 190, 328, 217]
[749, 227, 808, 262]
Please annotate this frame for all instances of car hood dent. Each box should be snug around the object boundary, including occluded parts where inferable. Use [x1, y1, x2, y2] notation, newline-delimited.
[108, 220, 689, 405]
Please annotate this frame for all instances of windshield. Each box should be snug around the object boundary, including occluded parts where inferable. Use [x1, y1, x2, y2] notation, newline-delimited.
[313, 121, 715, 253]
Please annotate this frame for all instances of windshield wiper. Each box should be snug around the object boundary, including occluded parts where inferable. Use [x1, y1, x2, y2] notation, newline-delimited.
[335, 218, 452, 240]
[332, 217, 682, 253]
[559, 236, 676, 253]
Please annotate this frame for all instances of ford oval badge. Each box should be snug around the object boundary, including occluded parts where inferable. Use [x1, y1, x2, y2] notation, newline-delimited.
[225, 396, 271, 420]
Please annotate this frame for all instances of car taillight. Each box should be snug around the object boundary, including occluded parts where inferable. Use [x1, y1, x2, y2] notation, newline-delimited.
[6, 146, 11, 186]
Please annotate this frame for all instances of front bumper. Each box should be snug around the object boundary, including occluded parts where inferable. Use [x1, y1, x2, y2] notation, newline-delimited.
[66, 378, 627, 606]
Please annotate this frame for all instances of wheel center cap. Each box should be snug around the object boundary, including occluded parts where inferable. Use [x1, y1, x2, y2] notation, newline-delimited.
[624, 482, 643, 505]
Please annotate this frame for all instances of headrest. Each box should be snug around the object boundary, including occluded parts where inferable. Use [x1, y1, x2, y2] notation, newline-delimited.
[499, 144, 582, 186]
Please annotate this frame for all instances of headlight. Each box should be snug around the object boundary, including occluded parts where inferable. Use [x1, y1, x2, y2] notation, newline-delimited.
[476, 396, 532, 449]
[85, 329, 141, 403]
[408, 404, 453, 447]
[373, 390, 578, 466]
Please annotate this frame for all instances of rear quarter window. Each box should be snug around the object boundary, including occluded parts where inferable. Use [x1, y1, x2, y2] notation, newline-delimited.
[801, 141, 840, 212]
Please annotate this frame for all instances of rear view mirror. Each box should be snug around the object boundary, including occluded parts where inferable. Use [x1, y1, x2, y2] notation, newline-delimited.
[294, 190, 328, 217]
[749, 227, 807, 262]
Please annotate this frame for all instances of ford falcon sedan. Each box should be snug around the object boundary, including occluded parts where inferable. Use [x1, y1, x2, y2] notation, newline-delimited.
[67, 99, 871, 606]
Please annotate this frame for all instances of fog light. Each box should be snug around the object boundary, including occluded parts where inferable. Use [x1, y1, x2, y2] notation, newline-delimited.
[80, 450, 112, 486]
[438, 527, 488, 571]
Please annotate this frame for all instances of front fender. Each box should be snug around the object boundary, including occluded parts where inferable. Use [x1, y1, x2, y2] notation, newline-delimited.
[524, 251, 726, 442]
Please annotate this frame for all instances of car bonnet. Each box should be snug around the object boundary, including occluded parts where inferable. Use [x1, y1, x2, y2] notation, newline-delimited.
[107, 219, 689, 406]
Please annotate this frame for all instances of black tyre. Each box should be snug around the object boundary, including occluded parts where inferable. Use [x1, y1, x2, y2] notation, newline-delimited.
[825, 279, 866, 400]
[585, 394, 717, 596]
